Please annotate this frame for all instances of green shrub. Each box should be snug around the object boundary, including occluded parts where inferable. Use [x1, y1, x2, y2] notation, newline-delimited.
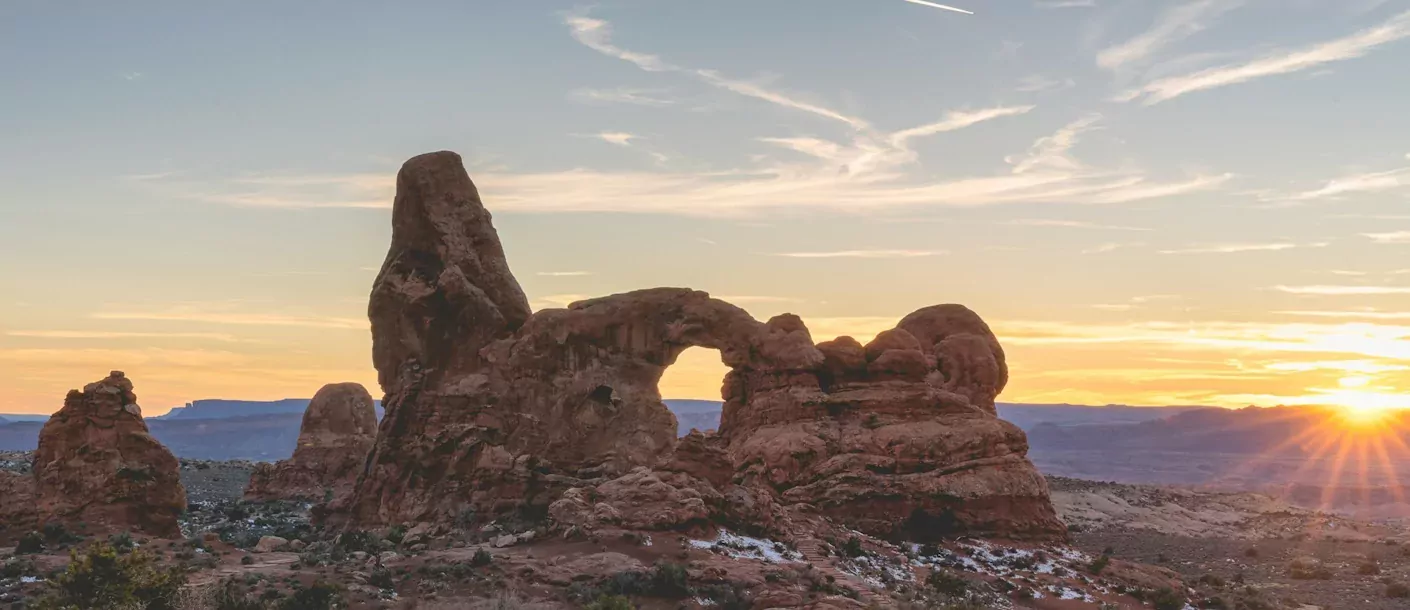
[17, 531, 45, 554]
[840, 536, 865, 558]
[649, 562, 690, 598]
[585, 595, 634, 610]
[278, 581, 345, 610]
[42, 522, 81, 544]
[32, 542, 185, 610]
[108, 532, 136, 553]
[1151, 587, 1184, 610]
[384, 525, 407, 545]
[212, 578, 264, 610]
[926, 570, 969, 597]
[1087, 554, 1111, 575]
[471, 548, 493, 567]
[333, 530, 382, 554]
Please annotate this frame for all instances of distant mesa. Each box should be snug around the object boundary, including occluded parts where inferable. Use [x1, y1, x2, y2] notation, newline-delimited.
[32, 371, 187, 538]
[338, 150, 1064, 541]
[244, 382, 379, 503]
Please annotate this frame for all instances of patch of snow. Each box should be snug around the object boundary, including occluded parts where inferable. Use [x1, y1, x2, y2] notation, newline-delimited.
[688, 530, 802, 563]
[21, 576, 40, 583]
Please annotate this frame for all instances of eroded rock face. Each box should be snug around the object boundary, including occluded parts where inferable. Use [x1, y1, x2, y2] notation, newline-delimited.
[720, 306, 1062, 541]
[245, 382, 378, 502]
[0, 471, 36, 541]
[33, 372, 187, 537]
[342, 151, 1062, 542]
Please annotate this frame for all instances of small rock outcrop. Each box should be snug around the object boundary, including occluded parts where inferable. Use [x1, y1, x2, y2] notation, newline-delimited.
[340, 151, 1063, 542]
[245, 382, 378, 502]
[721, 305, 1063, 541]
[33, 372, 187, 537]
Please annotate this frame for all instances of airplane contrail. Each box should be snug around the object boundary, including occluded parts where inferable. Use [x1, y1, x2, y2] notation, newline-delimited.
[902, 0, 974, 14]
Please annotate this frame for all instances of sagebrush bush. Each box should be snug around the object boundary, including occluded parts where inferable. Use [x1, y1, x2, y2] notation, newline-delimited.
[32, 541, 186, 610]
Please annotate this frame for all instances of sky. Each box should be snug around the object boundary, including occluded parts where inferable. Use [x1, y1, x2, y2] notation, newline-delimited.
[3, 0, 1410, 416]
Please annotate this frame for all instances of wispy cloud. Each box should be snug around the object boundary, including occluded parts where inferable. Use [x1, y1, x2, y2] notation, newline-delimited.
[1161, 242, 1326, 254]
[715, 295, 801, 304]
[888, 105, 1036, 148]
[1083, 241, 1145, 254]
[1098, 0, 1244, 72]
[589, 132, 639, 147]
[1015, 75, 1076, 93]
[530, 294, 591, 310]
[901, 0, 973, 15]
[772, 249, 943, 259]
[1283, 160, 1410, 202]
[1279, 310, 1410, 320]
[535, 271, 594, 277]
[570, 87, 675, 107]
[6, 330, 242, 342]
[92, 307, 367, 330]
[1118, 10, 1410, 105]
[1273, 285, 1410, 295]
[1036, 0, 1096, 8]
[1006, 115, 1101, 174]
[1009, 219, 1151, 231]
[1364, 231, 1410, 244]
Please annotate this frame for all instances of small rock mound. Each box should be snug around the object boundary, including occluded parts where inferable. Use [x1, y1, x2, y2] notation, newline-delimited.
[33, 371, 187, 537]
[244, 382, 378, 503]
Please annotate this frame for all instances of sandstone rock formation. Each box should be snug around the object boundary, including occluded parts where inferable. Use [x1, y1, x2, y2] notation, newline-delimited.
[342, 151, 1062, 542]
[33, 372, 187, 537]
[245, 382, 378, 502]
[0, 470, 37, 541]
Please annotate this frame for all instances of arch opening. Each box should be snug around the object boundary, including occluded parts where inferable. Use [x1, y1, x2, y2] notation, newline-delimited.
[657, 346, 728, 437]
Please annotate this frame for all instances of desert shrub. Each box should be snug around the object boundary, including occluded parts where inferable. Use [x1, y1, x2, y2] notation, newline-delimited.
[1201, 596, 1229, 610]
[1288, 558, 1332, 580]
[241, 555, 255, 566]
[368, 567, 395, 590]
[1087, 554, 1111, 575]
[32, 541, 185, 610]
[926, 570, 969, 597]
[1242, 547, 1258, 558]
[334, 530, 382, 554]
[17, 531, 46, 554]
[42, 522, 81, 544]
[1199, 573, 1226, 587]
[1, 557, 36, 579]
[472, 548, 493, 566]
[694, 582, 750, 610]
[840, 536, 865, 558]
[585, 595, 633, 610]
[206, 578, 265, 610]
[278, 581, 345, 610]
[1150, 587, 1184, 610]
[109, 532, 136, 553]
[1358, 561, 1381, 575]
[385, 525, 407, 545]
[1387, 582, 1410, 598]
[649, 562, 689, 598]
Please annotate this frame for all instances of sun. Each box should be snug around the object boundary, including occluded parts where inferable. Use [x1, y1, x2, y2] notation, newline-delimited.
[1336, 403, 1393, 428]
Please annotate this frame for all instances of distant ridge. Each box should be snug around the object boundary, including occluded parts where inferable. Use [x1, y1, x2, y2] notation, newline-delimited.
[158, 398, 384, 420]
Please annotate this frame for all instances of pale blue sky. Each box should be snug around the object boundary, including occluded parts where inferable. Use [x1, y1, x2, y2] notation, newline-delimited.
[3, 0, 1410, 414]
